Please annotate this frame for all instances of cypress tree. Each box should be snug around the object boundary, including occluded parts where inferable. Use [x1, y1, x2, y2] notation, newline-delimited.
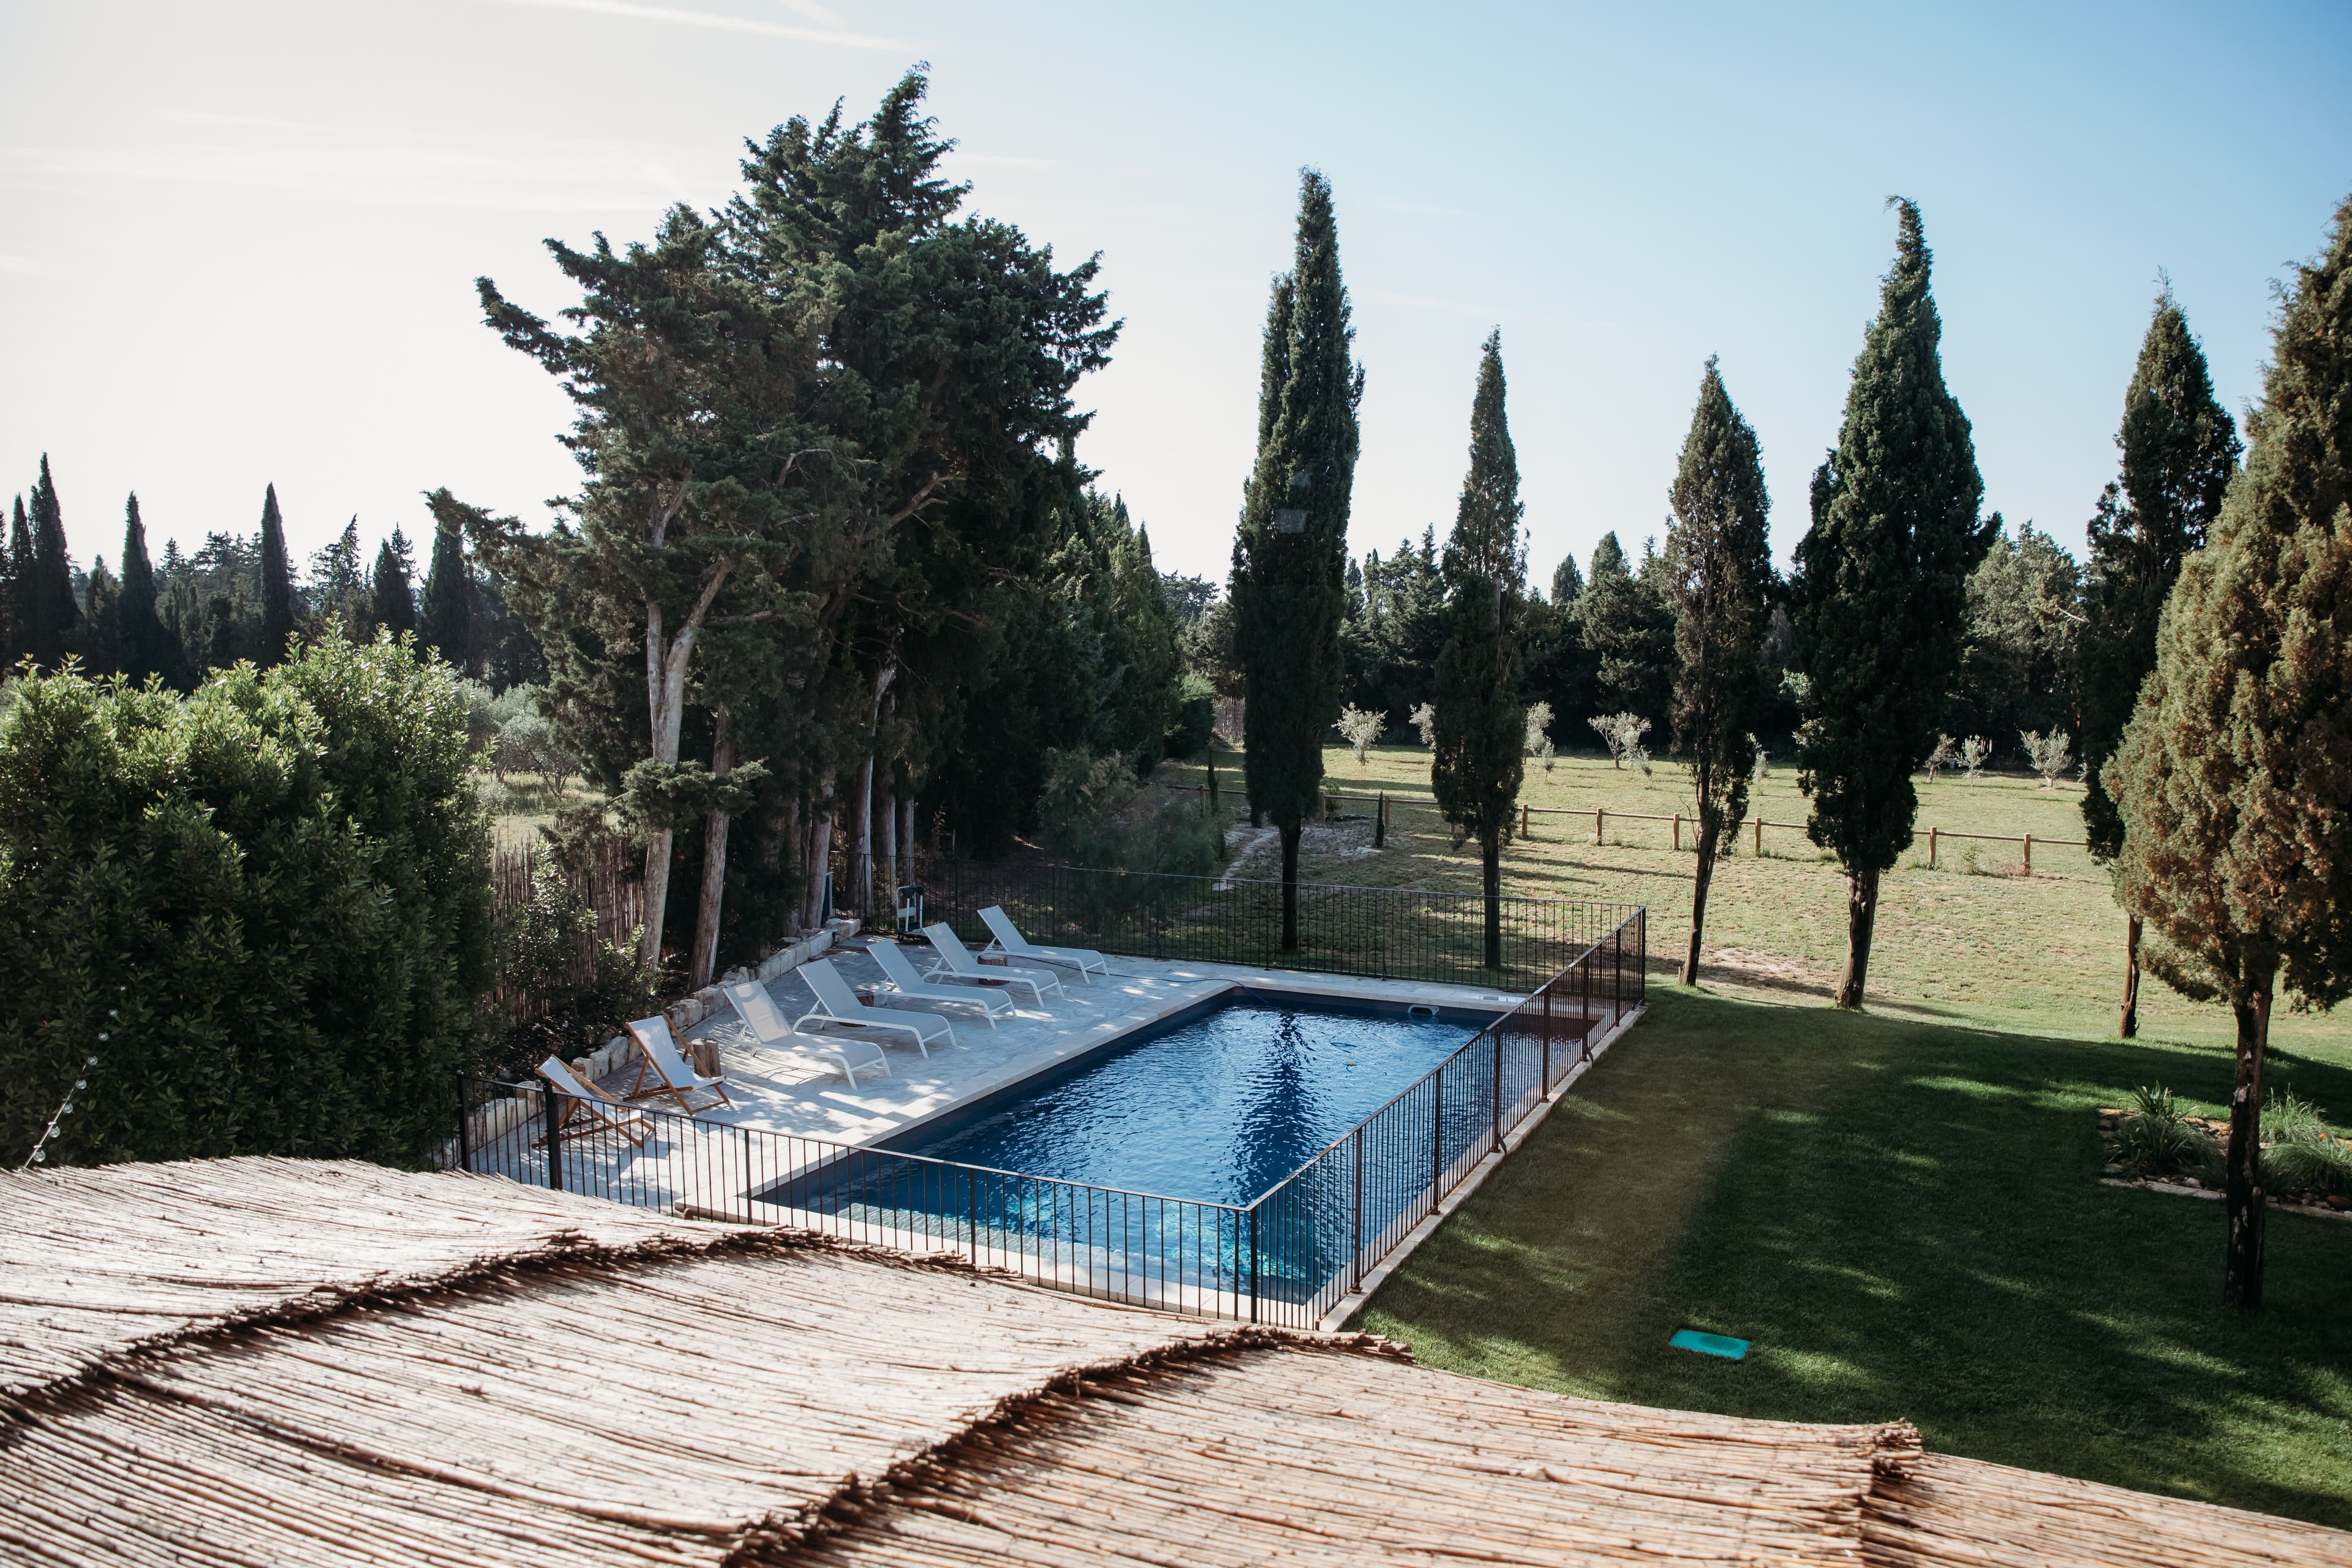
[2078, 291, 2241, 1036]
[1790, 199, 1991, 1009]
[1550, 552, 1583, 607]
[26, 456, 80, 670]
[369, 532, 418, 643]
[1231, 168, 1362, 949]
[1431, 331, 1527, 969]
[0, 495, 22, 666]
[1664, 358, 1775, 986]
[257, 484, 295, 666]
[1576, 531, 1673, 724]
[118, 494, 177, 687]
[77, 557, 121, 676]
[418, 493, 476, 673]
[2108, 194, 2352, 1313]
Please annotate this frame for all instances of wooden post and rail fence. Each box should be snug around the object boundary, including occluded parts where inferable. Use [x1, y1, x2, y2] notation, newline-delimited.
[1163, 782, 2082, 875]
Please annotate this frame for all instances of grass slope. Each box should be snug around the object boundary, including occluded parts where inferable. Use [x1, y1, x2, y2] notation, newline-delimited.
[1353, 986, 2352, 1526]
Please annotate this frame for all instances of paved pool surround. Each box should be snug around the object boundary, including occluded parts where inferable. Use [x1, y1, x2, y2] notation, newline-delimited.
[594, 937, 1526, 1152]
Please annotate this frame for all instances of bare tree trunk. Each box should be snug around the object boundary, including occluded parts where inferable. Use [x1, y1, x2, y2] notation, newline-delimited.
[1280, 823, 1301, 951]
[1481, 829, 1502, 970]
[1684, 837, 1718, 986]
[687, 714, 736, 990]
[899, 794, 916, 875]
[1833, 865, 1879, 1009]
[2223, 964, 2274, 1313]
[2119, 913, 2143, 1038]
[806, 804, 835, 930]
[851, 750, 875, 916]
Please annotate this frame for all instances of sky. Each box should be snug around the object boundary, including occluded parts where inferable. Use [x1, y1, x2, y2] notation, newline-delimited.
[2, 1, 2347, 590]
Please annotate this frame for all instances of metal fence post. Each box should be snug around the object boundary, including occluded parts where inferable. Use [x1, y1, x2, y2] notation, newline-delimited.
[1248, 1204, 1259, 1324]
[1351, 1124, 1366, 1292]
[1639, 908, 1648, 1004]
[1430, 1068, 1445, 1208]
[1540, 986, 1552, 1092]
[1491, 1028, 1504, 1153]
[1613, 922, 1623, 1023]
[456, 1075, 473, 1173]
[543, 1085, 563, 1193]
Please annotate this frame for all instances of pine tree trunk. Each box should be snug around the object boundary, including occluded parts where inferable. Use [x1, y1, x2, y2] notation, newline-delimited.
[641, 831, 674, 979]
[878, 765, 898, 895]
[688, 717, 736, 991]
[1833, 865, 1880, 1009]
[2119, 913, 2143, 1038]
[899, 795, 916, 872]
[1684, 836, 1718, 986]
[1280, 824, 1302, 951]
[1481, 830, 1502, 970]
[2222, 965, 2274, 1313]
[852, 751, 875, 916]
[808, 805, 835, 929]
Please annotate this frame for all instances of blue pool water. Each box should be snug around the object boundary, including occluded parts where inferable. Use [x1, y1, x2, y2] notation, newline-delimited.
[889, 997, 1478, 1204]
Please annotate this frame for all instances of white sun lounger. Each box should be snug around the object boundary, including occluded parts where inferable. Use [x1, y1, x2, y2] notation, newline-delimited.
[535, 1057, 652, 1148]
[922, 922, 1063, 1005]
[624, 1014, 734, 1114]
[867, 938, 1010, 1027]
[798, 957, 954, 1057]
[722, 978, 889, 1088]
[979, 905, 1108, 984]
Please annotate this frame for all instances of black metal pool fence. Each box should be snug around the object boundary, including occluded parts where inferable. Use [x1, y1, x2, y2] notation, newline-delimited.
[456, 904, 1645, 1329]
[838, 854, 1623, 993]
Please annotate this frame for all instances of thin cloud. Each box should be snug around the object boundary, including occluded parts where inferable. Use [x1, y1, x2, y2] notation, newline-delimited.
[488, 0, 903, 47]
[772, 0, 846, 27]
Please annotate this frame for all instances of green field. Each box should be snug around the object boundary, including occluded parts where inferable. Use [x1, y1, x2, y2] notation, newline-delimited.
[1352, 985, 2352, 1527]
[1165, 742, 2340, 1058]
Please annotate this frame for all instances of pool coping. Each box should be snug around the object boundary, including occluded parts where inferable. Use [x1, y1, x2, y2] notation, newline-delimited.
[1312, 999, 1647, 1332]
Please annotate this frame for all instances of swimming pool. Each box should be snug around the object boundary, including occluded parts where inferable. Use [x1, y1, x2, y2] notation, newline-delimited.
[884, 993, 1483, 1204]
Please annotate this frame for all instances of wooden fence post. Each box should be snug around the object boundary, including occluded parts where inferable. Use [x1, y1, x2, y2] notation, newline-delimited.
[1928, 826, 1937, 869]
[1672, 812, 1681, 851]
[1521, 802, 1530, 838]
[2022, 833, 2032, 876]
[1752, 816, 1763, 856]
[1594, 808, 1605, 845]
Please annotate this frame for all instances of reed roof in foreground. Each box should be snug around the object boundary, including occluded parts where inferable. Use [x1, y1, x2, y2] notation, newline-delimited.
[2, 1158, 2342, 1567]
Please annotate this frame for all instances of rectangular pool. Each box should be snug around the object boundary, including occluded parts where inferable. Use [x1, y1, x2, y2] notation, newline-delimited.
[883, 992, 1487, 1204]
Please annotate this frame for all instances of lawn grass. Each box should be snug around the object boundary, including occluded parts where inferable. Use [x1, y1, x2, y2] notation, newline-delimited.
[1351, 984, 2352, 1526]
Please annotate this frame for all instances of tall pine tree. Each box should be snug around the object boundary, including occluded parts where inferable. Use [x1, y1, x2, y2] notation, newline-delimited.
[1232, 169, 1362, 949]
[0, 495, 23, 666]
[77, 557, 121, 676]
[1790, 200, 1991, 1009]
[1431, 331, 1526, 969]
[2107, 193, 2352, 1313]
[1576, 531, 1673, 727]
[25, 457, 80, 671]
[118, 494, 176, 687]
[1664, 358, 1774, 986]
[257, 484, 295, 666]
[2078, 290, 2240, 1036]
[418, 494, 475, 673]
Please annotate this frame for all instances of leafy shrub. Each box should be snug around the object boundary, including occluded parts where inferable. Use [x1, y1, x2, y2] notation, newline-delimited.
[1522, 700, 1554, 756]
[2109, 1085, 2219, 1178]
[1333, 703, 1386, 766]
[2262, 1088, 2333, 1146]
[1037, 747, 1223, 878]
[2262, 1137, 2352, 1197]
[0, 637, 494, 1167]
[1959, 734, 1992, 779]
[1165, 671, 1216, 760]
[1749, 734, 1770, 783]
[1923, 733, 1958, 782]
[1409, 701, 1437, 748]
[2020, 728, 2073, 788]
[491, 864, 655, 1078]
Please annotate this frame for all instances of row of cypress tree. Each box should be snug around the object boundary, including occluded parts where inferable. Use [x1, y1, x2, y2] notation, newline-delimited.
[0, 466, 541, 691]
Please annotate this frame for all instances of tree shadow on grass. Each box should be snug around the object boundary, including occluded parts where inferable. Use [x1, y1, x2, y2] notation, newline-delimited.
[1354, 986, 2352, 1528]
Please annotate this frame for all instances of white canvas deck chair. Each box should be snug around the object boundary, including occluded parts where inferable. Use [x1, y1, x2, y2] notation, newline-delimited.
[922, 922, 1063, 1004]
[624, 1014, 734, 1114]
[721, 978, 889, 1088]
[797, 957, 954, 1058]
[535, 1057, 653, 1148]
[867, 938, 1011, 1027]
[978, 905, 1109, 984]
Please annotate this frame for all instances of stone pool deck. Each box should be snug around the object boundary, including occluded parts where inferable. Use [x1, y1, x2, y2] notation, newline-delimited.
[607, 937, 1531, 1148]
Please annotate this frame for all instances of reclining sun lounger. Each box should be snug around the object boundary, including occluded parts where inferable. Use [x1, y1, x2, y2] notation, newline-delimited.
[978, 905, 1109, 984]
[798, 957, 954, 1058]
[623, 1014, 734, 1114]
[535, 1057, 653, 1148]
[922, 922, 1063, 1004]
[722, 978, 889, 1088]
[868, 938, 1011, 1027]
